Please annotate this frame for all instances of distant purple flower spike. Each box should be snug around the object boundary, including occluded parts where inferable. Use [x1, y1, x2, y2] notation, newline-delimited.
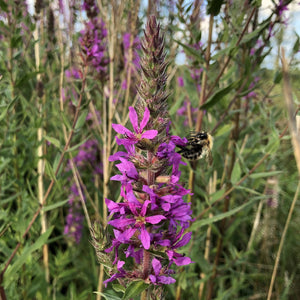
[177, 76, 184, 87]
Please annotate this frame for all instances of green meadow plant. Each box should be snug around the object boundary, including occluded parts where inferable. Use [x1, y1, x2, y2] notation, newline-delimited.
[0, 1, 299, 300]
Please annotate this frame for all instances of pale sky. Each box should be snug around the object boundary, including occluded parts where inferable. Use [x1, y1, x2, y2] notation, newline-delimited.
[26, 0, 300, 67]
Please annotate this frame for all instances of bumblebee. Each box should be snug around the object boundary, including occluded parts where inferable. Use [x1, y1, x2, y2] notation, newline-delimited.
[177, 131, 213, 165]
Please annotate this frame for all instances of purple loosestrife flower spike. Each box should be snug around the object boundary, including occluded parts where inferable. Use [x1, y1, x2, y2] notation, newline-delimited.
[79, 0, 108, 81]
[101, 16, 193, 293]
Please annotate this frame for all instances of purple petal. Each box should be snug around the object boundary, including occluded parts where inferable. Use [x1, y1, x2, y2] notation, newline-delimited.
[112, 123, 133, 136]
[170, 135, 188, 146]
[158, 276, 176, 284]
[161, 202, 171, 211]
[161, 194, 180, 203]
[140, 226, 150, 249]
[157, 239, 171, 247]
[149, 274, 157, 284]
[109, 151, 128, 161]
[141, 200, 150, 216]
[126, 191, 141, 206]
[115, 160, 130, 172]
[109, 218, 135, 229]
[140, 107, 150, 132]
[173, 256, 192, 266]
[174, 232, 192, 248]
[110, 174, 124, 181]
[117, 260, 125, 269]
[141, 130, 158, 140]
[118, 227, 136, 242]
[152, 258, 162, 276]
[117, 137, 138, 146]
[128, 201, 139, 216]
[129, 106, 139, 133]
[103, 273, 123, 287]
[146, 215, 166, 224]
[105, 198, 119, 211]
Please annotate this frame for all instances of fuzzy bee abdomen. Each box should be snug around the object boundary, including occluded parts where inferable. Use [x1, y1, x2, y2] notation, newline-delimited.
[178, 144, 204, 161]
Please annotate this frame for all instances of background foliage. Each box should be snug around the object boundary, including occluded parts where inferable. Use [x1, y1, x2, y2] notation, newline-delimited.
[0, 0, 300, 299]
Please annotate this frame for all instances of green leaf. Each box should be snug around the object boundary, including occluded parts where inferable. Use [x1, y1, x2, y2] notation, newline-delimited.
[93, 292, 122, 300]
[112, 284, 126, 294]
[209, 189, 225, 205]
[0, 97, 18, 121]
[66, 136, 92, 153]
[214, 124, 233, 137]
[174, 40, 204, 64]
[45, 160, 57, 182]
[273, 70, 282, 84]
[235, 185, 264, 196]
[0, 0, 9, 11]
[42, 199, 69, 212]
[169, 94, 185, 115]
[249, 171, 283, 179]
[211, 39, 237, 61]
[292, 34, 300, 54]
[60, 111, 72, 131]
[75, 109, 89, 131]
[0, 158, 11, 173]
[44, 136, 61, 149]
[191, 198, 258, 230]
[122, 281, 148, 300]
[4, 227, 54, 287]
[265, 133, 280, 155]
[240, 19, 270, 45]
[11, 35, 22, 48]
[201, 80, 241, 110]
[52, 153, 63, 176]
[231, 162, 241, 184]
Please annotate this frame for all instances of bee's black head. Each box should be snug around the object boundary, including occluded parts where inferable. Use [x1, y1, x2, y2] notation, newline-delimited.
[197, 131, 208, 140]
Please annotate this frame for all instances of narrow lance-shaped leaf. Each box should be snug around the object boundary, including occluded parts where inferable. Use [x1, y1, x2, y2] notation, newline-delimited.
[191, 198, 259, 230]
[4, 227, 54, 287]
[174, 39, 205, 64]
[200, 80, 241, 110]
[122, 281, 149, 300]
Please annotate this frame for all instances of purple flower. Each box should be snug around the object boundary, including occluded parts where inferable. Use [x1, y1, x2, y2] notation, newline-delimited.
[64, 186, 84, 244]
[79, 17, 108, 77]
[149, 258, 176, 285]
[112, 106, 158, 146]
[121, 79, 127, 90]
[177, 76, 184, 87]
[123, 32, 141, 68]
[110, 157, 139, 185]
[108, 192, 166, 250]
[276, 0, 288, 16]
[65, 67, 81, 79]
[103, 260, 126, 287]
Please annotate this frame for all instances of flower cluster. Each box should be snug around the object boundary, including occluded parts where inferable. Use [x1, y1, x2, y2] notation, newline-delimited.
[64, 139, 102, 243]
[121, 33, 141, 90]
[101, 16, 193, 291]
[64, 183, 84, 244]
[177, 100, 198, 126]
[123, 32, 141, 70]
[79, 0, 109, 79]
